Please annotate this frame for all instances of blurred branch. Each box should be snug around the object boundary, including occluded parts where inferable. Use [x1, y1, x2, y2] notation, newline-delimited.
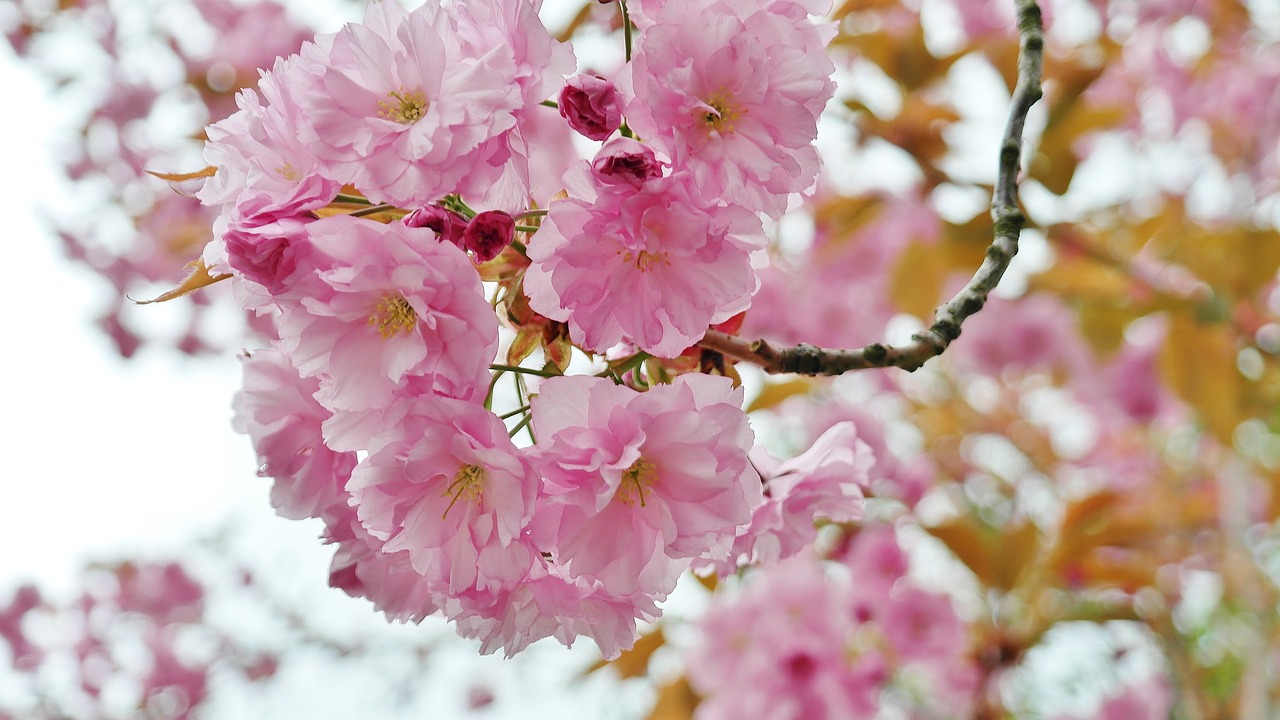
[699, 0, 1045, 374]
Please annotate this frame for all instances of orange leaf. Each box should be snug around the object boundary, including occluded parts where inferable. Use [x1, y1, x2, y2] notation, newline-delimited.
[132, 259, 230, 305]
[646, 677, 700, 720]
[583, 627, 666, 680]
[146, 166, 218, 182]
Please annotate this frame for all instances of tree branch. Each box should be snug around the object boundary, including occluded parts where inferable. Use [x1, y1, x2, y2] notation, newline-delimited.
[699, 0, 1045, 375]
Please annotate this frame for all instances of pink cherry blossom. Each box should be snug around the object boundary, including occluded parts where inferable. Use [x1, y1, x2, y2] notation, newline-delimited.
[841, 524, 909, 620]
[232, 347, 356, 522]
[620, 0, 836, 217]
[527, 373, 761, 599]
[324, 503, 442, 624]
[687, 556, 880, 720]
[879, 586, 967, 664]
[298, 0, 572, 208]
[199, 53, 337, 211]
[446, 558, 661, 659]
[559, 74, 622, 141]
[462, 210, 516, 263]
[348, 397, 540, 596]
[591, 136, 667, 189]
[705, 422, 873, 575]
[274, 214, 498, 416]
[524, 166, 766, 357]
[403, 205, 468, 249]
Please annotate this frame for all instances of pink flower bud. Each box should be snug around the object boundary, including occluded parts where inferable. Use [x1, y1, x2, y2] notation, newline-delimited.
[463, 210, 516, 262]
[404, 205, 468, 249]
[591, 137, 665, 189]
[558, 74, 622, 141]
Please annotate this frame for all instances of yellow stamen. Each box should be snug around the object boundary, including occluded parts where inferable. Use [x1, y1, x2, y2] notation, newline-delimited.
[442, 464, 486, 519]
[367, 293, 417, 339]
[616, 458, 657, 507]
[618, 249, 669, 272]
[378, 88, 429, 124]
[276, 162, 300, 182]
[698, 90, 743, 136]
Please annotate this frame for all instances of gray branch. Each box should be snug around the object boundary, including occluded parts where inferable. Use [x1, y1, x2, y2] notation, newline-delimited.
[700, 0, 1045, 375]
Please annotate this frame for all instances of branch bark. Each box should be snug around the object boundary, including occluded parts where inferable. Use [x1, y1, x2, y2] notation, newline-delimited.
[699, 0, 1045, 375]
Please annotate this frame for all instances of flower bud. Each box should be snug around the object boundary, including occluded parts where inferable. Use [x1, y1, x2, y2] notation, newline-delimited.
[591, 137, 665, 189]
[463, 211, 516, 262]
[404, 204, 468, 249]
[558, 74, 622, 141]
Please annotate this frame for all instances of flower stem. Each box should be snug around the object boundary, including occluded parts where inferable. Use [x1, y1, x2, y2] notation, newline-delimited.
[620, 0, 633, 63]
[349, 203, 398, 217]
[508, 413, 533, 439]
[513, 209, 548, 222]
[489, 364, 562, 379]
[333, 193, 374, 205]
[540, 99, 558, 109]
[498, 404, 532, 420]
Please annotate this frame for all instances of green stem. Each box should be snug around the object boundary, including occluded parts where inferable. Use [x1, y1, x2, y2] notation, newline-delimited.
[540, 99, 559, 109]
[498, 404, 532, 420]
[489, 364, 562, 379]
[350, 203, 397, 217]
[514, 225, 541, 233]
[620, 0, 633, 63]
[508, 413, 533, 439]
[510, 239, 528, 256]
[484, 369, 505, 411]
[597, 351, 650, 381]
[513, 209, 548, 222]
[333, 193, 374, 205]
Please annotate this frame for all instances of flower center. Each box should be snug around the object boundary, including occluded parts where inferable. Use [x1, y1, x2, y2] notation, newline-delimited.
[367, 293, 417, 339]
[616, 458, 656, 507]
[275, 162, 300, 182]
[442, 464, 486, 519]
[698, 90, 742, 135]
[619, 249, 669, 272]
[378, 88, 429, 125]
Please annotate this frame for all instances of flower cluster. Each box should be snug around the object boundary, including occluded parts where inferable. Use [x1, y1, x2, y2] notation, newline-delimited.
[687, 529, 980, 720]
[194, 0, 843, 657]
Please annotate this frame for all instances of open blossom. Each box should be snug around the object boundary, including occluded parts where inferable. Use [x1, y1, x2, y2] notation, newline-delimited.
[527, 374, 761, 599]
[447, 558, 662, 660]
[274, 215, 498, 416]
[620, 0, 836, 217]
[199, 53, 337, 211]
[298, 0, 572, 208]
[348, 398, 541, 596]
[703, 422, 873, 575]
[232, 347, 357, 521]
[524, 165, 766, 357]
[324, 503, 442, 623]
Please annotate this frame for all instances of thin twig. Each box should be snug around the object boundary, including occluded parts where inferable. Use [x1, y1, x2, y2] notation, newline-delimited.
[699, 0, 1045, 375]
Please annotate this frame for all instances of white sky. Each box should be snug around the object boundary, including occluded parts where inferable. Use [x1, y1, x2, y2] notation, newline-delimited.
[0, 51, 268, 594]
